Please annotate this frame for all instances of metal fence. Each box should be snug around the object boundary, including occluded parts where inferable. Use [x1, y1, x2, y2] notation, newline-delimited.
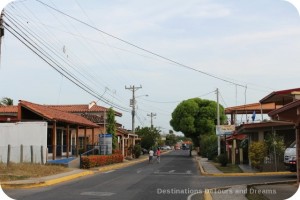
[262, 154, 285, 172]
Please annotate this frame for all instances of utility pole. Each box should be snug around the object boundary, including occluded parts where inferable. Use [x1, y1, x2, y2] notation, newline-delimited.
[0, 10, 4, 61]
[125, 85, 142, 133]
[147, 112, 156, 129]
[216, 88, 221, 156]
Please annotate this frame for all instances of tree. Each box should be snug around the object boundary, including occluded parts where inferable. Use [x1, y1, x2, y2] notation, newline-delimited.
[132, 144, 142, 158]
[135, 126, 161, 150]
[165, 132, 177, 146]
[264, 133, 285, 158]
[0, 97, 13, 106]
[106, 107, 117, 150]
[170, 98, 226, 147]
[264, 133, 285, 171]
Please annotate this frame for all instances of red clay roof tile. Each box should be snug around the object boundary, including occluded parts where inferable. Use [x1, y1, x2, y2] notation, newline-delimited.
[47, 104, 122, 116]
[0, 106, 18, 113]
[19, 100, 99, 128]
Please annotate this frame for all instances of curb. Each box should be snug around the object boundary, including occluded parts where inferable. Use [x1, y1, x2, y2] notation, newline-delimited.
[1, 170, 94, 189]
[205, 171, 295, 177]
[203, 190, 213, 200]
[195, 157, 208, 175]
[203, 180, 298, 200]
[196, 157, 295, 177]
[97, 157, 149, 172]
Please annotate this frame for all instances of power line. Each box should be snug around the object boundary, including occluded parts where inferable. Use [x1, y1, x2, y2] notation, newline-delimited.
[3, 16, 131, 112]
[7, 2, 131, 107]
[35, 0, 246, 88]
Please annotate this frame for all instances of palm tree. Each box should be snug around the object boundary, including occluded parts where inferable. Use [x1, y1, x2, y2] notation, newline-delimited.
[0, 97, 14, 106]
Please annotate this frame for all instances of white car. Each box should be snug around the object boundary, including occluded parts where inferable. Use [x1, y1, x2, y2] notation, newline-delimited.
[165, 146, 171, 150]
[284, 141, 296, 172]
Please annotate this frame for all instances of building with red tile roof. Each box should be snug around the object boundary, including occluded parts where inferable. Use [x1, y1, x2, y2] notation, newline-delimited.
[260, 87, 300, 105]
[0, 100, 138, 160]
[47, 101, 122, 117]
[268, 99, 300, 183]
[224, 88, 300, 168]
[19, 100, 99, 128]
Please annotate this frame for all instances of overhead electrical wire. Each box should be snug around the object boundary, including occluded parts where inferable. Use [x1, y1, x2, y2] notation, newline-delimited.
[3, 16, 131, 112]
[8, 2, 130, 106]
[5, 1, 274, 130]
[35, 0, 247, 89]
[5, 3, 187, 122]
[141, 90, 216, 104]
[4, 4, 164, 124]
[45, 1, 144, 104]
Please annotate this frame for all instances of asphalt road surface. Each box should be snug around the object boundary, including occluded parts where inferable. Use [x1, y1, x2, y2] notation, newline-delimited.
[3, 150, 297, 200]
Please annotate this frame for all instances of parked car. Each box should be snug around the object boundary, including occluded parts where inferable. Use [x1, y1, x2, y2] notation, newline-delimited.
[165, 145, 172, 150]
[284, 141, 296, 172]
[160, 146, 171, 150]
[182, 144, 190, 150]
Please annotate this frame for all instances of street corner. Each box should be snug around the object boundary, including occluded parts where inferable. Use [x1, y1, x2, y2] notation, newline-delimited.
[1, 170, 95, 189]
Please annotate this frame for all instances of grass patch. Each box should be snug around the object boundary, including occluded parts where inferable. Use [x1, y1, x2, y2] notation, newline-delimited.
[212, 162, 243, 173]
[0, 163, 69, 182]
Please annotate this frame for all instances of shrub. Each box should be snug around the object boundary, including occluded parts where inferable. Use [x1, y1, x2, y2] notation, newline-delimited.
[249, 141, 267, 170]
[112, 149, 122, 155]
[217, 153, 228, 167]
[132, 144, 142, 158]
[81, 154, 123, 169]
[200, 134, 218, 160]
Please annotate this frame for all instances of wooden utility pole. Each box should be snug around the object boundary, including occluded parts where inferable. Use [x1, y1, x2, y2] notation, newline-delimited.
[216, 88, 221, 156]
[125, 85, 142, 133]
[0, 9, 4, 61]
[147, 112, 156, 129]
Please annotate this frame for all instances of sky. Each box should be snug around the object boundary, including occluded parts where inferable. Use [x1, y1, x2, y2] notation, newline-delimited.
[1, 0, 300, 135]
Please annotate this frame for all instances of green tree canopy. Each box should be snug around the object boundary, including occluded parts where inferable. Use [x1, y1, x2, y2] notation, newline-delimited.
[135, 126, 161, 150]
[170, 98, 226, 146]
[0, 97, 13, 106]
[165, 132, 178, 146]
[106, 107, 117, 150]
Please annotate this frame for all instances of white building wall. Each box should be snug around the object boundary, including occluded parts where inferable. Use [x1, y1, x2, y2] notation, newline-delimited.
[0, 122, 47, 164]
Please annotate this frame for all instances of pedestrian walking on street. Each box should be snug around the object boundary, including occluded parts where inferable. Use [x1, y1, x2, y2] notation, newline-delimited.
[149, 149, 154, 163]
[156, 147, 161, 163]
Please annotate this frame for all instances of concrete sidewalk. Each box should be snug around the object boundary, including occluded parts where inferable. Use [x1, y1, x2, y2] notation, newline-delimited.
[198, 157, 223, 174]
[196, 156, 299, 200]
[197, 156, 294, 177]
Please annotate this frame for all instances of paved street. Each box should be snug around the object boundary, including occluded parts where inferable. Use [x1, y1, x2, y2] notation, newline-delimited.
[3, 150, 297, 200]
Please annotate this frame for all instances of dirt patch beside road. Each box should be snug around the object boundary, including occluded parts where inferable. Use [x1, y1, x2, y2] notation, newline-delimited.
[0, 163, 69, 182]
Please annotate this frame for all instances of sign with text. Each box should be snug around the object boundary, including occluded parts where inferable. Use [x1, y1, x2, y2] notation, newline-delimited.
[216, 125, 235, 136]
[99, 133, 112, 155]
